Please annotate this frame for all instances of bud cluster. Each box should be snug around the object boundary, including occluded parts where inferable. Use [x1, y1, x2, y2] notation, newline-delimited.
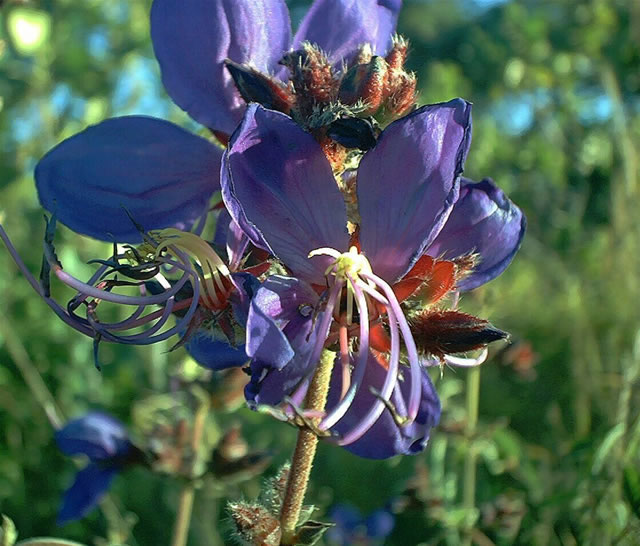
[224, 35, 417, 171]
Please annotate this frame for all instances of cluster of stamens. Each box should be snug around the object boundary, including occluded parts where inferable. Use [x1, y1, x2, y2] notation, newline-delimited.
[284, 246, 423, 447]
[0, 217, 236, 367]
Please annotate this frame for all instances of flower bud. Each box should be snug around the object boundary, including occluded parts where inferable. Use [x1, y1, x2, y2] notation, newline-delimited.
[411, 310, 508, 358]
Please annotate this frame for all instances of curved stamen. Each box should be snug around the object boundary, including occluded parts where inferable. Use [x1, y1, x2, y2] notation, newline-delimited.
[443, 347, 488, 367]
[335, 298, 401, 446]
[286, 280, 344, 409]
[320, 274, 370, 431]
[53, 265, 190, 306]
[1, 223, 95, 336]
[361, 271, 422, 424]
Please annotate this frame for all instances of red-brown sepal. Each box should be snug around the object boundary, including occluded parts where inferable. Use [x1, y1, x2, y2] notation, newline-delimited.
[225, 59, 294, 114]
[393, 255, 456, 304]
[410, 310, 508, 358]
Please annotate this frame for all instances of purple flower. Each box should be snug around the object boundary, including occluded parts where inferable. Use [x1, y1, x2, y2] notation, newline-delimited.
[36, 0, 403, 244]
[151, 0, 402, 137]
[55, 412, 142, 525]
[327, 504, 395, 545]
[222, 102, 525, 458]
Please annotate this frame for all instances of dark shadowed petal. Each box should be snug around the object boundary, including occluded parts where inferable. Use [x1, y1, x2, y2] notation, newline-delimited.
[57, 464, 118, 525]
[427, 177, 526, 291]
[213, 209, 250, 271]
[55, 412, 130, 461]
[185, 330, 248, 370]
[151, 0, 291, 135]
[246, 276, 319, 370]
[36, 116, 222, 242]
[293, 0, 400, 62]
[222, 105, 349, 284]
[357, 99, 472, 282]
[327, 352, 441, 459]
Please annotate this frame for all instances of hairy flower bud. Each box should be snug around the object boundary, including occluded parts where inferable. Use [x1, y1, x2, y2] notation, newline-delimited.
[411, 310, 508, 358]
[338, 56, 388, 114]
[228, 502, 282, 546]
[225, 59, 294, 114]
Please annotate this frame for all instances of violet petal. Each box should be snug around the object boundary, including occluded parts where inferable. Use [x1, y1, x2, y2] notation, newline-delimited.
[57, 464, 118, 525]
[151, 0, 291, 135]
[427, 177, 526, 291]
[327, 352, 441, 459]
[357, 99, 472, 282]
[55, 412, 130, 461]
[245, 276, 319, 370]
[222, 105, 349, 284]
[185, 331, 248, 370]
[294, 0, 400, 63]
[36, 116, 221, 242]
[246, 312, 322, 406]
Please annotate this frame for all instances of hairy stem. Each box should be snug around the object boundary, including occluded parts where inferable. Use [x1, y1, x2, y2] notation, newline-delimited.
[280, 349, 335, 544]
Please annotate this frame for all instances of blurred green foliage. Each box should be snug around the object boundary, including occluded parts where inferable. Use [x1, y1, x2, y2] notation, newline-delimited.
[1, 0, 639, 544]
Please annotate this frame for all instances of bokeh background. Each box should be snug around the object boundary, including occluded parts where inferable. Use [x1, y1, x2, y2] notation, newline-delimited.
[1, 0, 639, 544]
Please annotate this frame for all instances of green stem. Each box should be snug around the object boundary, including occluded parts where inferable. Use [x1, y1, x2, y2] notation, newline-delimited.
[0, 311, 64, 429]
[171, 393, 210, 546]
[280, 350, 335, 544]
[462, 365, 481, 545]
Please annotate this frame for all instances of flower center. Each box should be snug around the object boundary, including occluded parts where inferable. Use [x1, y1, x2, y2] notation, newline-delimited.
[309, 245, 373, 325]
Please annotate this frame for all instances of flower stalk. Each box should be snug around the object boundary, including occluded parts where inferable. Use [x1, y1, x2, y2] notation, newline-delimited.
[171, 391, 211, 546]
[280, 349, 335, 544]
[462, 365, 481, 545]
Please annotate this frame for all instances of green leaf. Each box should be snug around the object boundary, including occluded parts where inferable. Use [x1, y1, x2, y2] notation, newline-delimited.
[623, 465, 640, 519]
[592, 423, 624, 474]
[294, 520, 334, 546]
[1, 515, 18, 546]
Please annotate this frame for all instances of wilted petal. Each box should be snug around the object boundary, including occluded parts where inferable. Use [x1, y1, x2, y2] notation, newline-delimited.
[223, 105, 349, 284]
[185, 329, 248, 371]
[357, 99, 472, 282]
[327, 352, 441, 459]
[294, 0, 401, 62]
[246, 276, 318, 370]
[36, 116, 222, 242]
[246, 313, 322, 406]
[151, 0, 291, 135]
[57, 463, 118, 525]
[55, 412, 130, 461]
[427, 177, 526, 291]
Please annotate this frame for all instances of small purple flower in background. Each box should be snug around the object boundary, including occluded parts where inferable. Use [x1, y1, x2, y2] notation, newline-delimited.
[55, 412, 143, 525]
[223, 101, 525, 458]
[327, 503, 395, 545]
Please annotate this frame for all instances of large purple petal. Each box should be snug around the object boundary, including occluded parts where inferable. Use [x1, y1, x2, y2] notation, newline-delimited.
[327, 352, 441, 459]
[151, 0, 291, 135]
[57, 463, 118, 525]
[222, 105, 349, 284]
[294, 0, 401, 62]
[427, 177, 526, 291]
[36, 116, 222, 242]
[357, 99, 472, 282]
[55, 412, 130, 461]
